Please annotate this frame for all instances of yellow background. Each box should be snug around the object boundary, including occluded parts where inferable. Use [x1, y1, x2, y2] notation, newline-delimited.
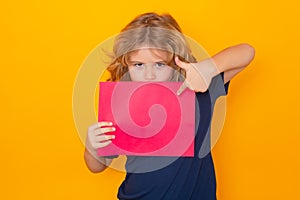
[1, 0, 299, 199]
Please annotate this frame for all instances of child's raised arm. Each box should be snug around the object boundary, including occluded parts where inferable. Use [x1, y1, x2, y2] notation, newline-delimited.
[212, 43, 255, 84]
[176, 43, 255, 95]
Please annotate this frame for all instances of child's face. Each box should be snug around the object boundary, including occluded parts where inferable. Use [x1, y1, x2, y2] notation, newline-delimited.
[127, 49, 174, 82]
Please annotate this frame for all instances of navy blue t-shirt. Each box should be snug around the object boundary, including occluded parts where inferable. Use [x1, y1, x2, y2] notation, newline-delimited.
[117, 73, 229, 200]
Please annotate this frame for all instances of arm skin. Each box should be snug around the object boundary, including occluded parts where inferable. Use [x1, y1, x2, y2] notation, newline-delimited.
[176, 43, 255, 94]
[212, 43, 255, 84]
[84, 148, 112, 173]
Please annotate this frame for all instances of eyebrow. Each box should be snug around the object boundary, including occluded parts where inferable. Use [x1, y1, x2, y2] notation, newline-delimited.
[129, 60, 167, 63]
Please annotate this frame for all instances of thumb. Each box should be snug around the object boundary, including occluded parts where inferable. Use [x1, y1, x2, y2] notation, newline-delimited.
[175, 56, 188, 70]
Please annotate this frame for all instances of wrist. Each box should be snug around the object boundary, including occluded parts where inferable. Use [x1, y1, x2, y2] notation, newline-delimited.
[85, 147, 108, 164]
[199, 58, 219, 79]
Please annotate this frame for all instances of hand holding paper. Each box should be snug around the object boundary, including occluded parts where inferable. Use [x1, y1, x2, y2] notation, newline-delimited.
[86, 122, 116, 151]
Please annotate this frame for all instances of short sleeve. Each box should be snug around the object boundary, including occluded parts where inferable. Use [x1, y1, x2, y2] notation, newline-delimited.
[221, 72, 230, 95]
[207, 72, 229, 100]
[196, 72, 230, 158]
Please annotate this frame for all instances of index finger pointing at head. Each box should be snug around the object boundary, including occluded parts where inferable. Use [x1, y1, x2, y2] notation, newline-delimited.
[175, 56, 188, 70]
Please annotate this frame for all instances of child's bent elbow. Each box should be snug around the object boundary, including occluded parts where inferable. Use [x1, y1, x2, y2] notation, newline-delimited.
[241, 43, 255, 60]
[86, 164, 108, 173]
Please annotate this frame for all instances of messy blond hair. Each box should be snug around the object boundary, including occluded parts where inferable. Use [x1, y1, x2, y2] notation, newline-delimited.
[106, 12, 197, 81]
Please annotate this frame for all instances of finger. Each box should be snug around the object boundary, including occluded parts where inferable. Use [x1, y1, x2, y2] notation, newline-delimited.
[95, 134, 115, 142]
[94, 127, 116, 135]
[175, 56, 188, 70]
[88, 121, 113, 132]
[97, 121, 113, 127]
[177, 82, 187, 96]
[94, 140, 113, 149]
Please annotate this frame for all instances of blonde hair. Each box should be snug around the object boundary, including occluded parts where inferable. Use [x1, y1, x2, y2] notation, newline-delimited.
[106, 12, 197, 81]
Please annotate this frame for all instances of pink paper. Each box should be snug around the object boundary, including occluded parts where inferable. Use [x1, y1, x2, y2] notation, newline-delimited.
[97, 82, 195, 157]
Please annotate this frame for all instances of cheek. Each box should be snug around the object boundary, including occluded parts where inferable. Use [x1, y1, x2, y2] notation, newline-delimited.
[159, 68, 174, 80]
[128, 69, 141, 81]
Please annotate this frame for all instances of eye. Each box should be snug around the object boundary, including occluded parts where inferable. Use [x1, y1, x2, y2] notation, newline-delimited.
[155, 62, 166, 68]
[134, 63, 144, 68]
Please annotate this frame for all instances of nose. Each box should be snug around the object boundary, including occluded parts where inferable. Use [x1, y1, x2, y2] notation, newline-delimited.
[144, 65, 156, 80]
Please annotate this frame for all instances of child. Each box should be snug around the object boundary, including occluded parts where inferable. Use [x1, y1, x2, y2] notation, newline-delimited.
[84, 12, 255, 200]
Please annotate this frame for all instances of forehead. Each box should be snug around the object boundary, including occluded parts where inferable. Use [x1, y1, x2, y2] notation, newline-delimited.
[129, 48, 170, 61]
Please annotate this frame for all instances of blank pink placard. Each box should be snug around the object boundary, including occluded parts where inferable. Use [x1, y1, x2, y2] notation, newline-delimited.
[97, 82, 195, 157]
